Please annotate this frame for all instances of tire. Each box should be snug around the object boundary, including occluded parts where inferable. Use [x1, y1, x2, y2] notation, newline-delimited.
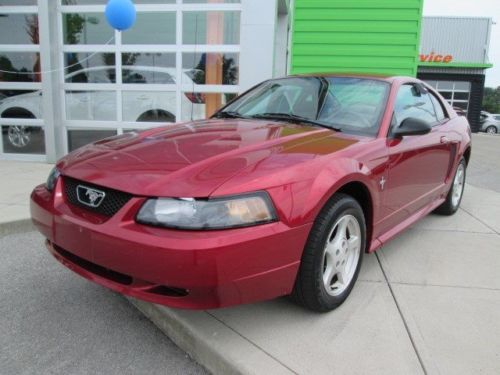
[435, 157, 466, 215]
[292, 193, 365, 312]
[485, 126, 497, 134]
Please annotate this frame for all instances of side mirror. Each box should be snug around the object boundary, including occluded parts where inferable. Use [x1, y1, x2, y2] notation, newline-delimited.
[392, 117, 432, 137]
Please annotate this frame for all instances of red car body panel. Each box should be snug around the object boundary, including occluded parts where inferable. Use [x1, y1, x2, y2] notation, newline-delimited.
[30, 75, 471, 309]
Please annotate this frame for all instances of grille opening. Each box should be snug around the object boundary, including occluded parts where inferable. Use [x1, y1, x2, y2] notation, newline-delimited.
[63, 176, 133, 217]
[148, 285, 188, 297]
[53, 244, 133, 285]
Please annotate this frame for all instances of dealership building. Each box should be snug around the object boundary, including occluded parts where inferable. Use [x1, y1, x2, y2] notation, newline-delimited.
[0, 0, 493, 162]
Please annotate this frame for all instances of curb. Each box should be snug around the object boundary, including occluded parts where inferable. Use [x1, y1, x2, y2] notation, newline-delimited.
[128, 298, 293, 375]
[0, 219, 34, 237]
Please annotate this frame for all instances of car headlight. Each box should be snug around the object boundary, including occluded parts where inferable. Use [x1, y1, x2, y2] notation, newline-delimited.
[46, 167, 60, 192]
[136, 192, 277, 230]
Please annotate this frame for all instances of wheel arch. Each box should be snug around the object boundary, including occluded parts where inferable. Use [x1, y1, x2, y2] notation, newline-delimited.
[136, 109, 175, 123]
[1, 107, 36, 119]
[463, 146, 471, 166]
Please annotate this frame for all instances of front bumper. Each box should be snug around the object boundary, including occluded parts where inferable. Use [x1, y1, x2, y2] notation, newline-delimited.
[30, 180, 312, 309]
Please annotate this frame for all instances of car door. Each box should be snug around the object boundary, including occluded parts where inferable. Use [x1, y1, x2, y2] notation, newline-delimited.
[379, 83, 454, 235]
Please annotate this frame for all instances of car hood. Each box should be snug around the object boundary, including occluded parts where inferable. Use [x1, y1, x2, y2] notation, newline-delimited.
[58, 119, 361, 197]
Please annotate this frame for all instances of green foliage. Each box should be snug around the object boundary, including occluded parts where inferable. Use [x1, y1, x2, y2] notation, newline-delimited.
[483, 87, 500, 113]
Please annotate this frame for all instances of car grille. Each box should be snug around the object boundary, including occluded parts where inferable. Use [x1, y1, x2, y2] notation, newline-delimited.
[63, 176, 133, 217]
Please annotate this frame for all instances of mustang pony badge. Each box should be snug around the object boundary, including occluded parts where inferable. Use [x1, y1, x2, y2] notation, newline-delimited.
[76, 185, 106, 208]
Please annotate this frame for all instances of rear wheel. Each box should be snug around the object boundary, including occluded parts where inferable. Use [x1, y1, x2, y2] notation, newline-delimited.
[485, 126, 497, 134]
[292, 194, 365, 312]
[435, 157, 466, 215]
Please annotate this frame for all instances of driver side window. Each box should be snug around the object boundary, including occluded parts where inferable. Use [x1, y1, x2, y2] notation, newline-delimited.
[393, 84, 439, 129]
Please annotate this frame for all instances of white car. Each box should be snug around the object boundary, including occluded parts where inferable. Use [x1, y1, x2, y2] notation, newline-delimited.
[479, 111, 500, 134]
[1, 66, 206, 150]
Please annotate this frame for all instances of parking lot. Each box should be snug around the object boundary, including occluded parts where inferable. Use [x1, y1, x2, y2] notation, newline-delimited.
[1, 133, 499, 375]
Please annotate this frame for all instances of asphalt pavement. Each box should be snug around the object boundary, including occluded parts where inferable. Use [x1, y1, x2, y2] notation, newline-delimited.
[0, 224, 207, 375]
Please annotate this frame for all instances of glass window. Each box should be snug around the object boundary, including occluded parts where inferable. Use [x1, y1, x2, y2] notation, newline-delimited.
[183, 52, 239, 85]
[494, 116, 500, 121]
[65, 91, 116, 121]
[122, 13, 176, 45]
[182, 92, 236, 120]
[0, 90, 43, 119]
[122, 91, 176, 122]
[454, 81, 471, 91]
[0, 0, 37, 4]
[439, 91, 452, 100]
[67, 129, 117, 152]
[62, 0, 175, 4]
[64, 53, 116, 83]
[2, 125, 45, 155]
[183, 11, 240, 45]
[429, 93, 446, 122]
[0, 53, 41, 83]
[437, 81, 453, 90]
[454, 92, 469, 101]
[394, 85, 438, 126]
[63, 13, 114, 45]
[122, 53, 176, 84]
[183, 0, 240, 3]
[0, 14, 39, 45]
[424, 81, 437, 89]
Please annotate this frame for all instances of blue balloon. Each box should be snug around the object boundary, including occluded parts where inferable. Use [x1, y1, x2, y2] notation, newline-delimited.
[105, 0, 136, 31]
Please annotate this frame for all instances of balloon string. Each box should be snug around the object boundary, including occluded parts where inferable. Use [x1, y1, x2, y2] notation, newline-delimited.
[0, 35, 116, 76]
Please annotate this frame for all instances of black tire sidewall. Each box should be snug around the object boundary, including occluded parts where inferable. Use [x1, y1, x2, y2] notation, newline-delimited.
[309, 196, 366, 310]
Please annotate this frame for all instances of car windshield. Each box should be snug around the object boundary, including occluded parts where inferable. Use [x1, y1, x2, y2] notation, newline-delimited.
[217, 76, 390, 136]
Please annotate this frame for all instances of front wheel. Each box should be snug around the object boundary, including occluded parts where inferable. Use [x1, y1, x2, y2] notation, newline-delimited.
[292, 194, 365, 312]
[435, 157, 466, 215]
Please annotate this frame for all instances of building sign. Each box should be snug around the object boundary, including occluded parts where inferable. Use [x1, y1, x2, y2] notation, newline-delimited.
[419, 52, 453, 63]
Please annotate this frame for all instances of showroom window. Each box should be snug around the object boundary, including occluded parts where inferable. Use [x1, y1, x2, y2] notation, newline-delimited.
[425, 80, 471, 113]
[0, 2, 45, 157]
[60, 0, 241, 152]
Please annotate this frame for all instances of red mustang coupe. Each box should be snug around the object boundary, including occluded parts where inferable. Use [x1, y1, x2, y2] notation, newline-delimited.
[31, 75, 471, 312]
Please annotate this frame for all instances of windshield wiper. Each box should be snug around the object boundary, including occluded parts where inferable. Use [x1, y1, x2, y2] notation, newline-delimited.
[250, 113, 341, 131]
[212, 111, 247, 119]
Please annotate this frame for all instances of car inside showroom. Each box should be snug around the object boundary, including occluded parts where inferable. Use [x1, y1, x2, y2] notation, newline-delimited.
[0, 0, 493, 162]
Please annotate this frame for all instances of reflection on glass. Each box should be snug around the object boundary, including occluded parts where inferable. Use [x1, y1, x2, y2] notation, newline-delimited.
[183, 0, 240, 3]
[62, 0, 175, 3]
[0, 0, 37, 5]
[182, 92, 236, 120]
[0, 53, 41, 83]
[183, 11, 240, 45]
[65, 91, 116, 121]
[123, 91, 176, 122]
[182, 53, 239, 85]
[0, 14, 39, 45]
[63, 13, 113, 45]
[122, 13, 176, 44]
[64, 53, 115, 83]
[67, 129, 117, 152]
[2, 125, 45, 155]
[122, 53, 176, 84]
[0, 90, 43, 119]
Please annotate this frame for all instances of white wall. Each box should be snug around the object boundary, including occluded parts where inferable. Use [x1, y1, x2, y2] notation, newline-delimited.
[239, 0, 279, 91]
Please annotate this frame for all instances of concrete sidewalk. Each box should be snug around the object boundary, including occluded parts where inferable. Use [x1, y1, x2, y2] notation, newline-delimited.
[131, 183, 500, 375]
[2, 134, 499, 374]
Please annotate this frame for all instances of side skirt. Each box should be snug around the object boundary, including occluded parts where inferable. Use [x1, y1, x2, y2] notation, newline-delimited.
[368, 197, 446, 253]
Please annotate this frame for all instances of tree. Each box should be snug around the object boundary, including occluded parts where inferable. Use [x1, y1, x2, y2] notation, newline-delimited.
[482, 86, 500, 113]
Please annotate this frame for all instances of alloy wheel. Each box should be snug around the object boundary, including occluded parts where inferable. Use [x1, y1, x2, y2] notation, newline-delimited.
[8, 126, 31, 148]
[452, 163, 465, 208]
[322, 214, 361, 296]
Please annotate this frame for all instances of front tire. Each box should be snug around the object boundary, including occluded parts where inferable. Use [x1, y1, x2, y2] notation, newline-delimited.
[435, 157, 466, 215]
[292, 194, 365, 312]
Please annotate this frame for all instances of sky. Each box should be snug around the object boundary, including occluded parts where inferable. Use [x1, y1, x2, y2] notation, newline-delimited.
[423, 0, 500, 87]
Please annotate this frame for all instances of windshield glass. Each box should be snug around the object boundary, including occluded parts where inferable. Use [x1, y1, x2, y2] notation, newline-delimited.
[219, 77, 390, 136]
